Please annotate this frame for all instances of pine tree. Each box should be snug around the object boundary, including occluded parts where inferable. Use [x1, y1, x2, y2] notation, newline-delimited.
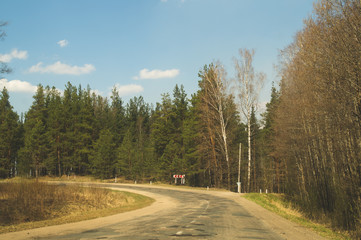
[150, 94, 176, 181]
[0, 87, 21, 178]
[22, 85, 48, 178]
[117, 129, 135, 179]
[110, 87, 125, 146]
[182, 93, 202, 185]
[44, 86, 64, 176]
[171, 85, 188, 172]
[260, 84, 281, 192]
[73, 86, 94, 174]
[91, 129, 116, 179]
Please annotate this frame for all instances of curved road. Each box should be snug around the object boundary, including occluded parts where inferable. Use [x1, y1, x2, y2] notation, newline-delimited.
[2, 183, 325, 240]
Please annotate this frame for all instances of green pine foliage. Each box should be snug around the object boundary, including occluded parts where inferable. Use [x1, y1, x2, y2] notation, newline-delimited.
[0, 88, 22, 178]
[0, 75, 268, 191]
[91, 129, 116, 179]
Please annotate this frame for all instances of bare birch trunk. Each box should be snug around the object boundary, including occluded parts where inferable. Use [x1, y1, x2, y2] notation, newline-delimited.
[234, 49, 264, 193]
[247, 116, 251, 193]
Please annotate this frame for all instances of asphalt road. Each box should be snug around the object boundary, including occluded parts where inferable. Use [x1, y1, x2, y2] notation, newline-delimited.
[45, 184, 281, 240]
[2, 184, 325, 240]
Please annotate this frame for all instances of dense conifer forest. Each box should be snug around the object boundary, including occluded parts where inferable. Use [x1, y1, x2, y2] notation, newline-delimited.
[0, 0, 360, 237]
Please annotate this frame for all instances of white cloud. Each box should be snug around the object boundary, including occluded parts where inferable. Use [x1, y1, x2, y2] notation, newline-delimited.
[114, 84, 144, 96]
[133, 68, 179, 80]
[0, 49, 28, 63]
[57, 39, 69, 47]
[28, 61, 95, 75]
[0, 78, 37, 93]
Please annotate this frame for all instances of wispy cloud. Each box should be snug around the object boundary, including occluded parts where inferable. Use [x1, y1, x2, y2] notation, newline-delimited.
[133, 68, 179, 80]
[0, 49, 28, 63]
[57, 39, 69, 47]
[28, 61, 95, 75]
[113, 84, 144, 96]
[0, 78, 37, 93]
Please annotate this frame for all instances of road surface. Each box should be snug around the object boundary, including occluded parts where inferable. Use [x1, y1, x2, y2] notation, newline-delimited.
[1, 183, 325, 240]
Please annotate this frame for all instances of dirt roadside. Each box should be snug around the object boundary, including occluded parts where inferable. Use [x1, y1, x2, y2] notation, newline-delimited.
[0, 183, 326, 240]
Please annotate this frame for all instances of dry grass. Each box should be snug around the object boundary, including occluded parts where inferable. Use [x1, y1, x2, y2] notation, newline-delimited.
[243, 193, 351, 240]
[0, 179, 154, 233]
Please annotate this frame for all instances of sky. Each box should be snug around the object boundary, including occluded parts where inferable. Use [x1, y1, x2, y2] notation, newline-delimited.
[0, 0, 315, 115]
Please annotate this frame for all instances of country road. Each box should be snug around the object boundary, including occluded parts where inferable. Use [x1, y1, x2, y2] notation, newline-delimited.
[1, 183, 326, 240]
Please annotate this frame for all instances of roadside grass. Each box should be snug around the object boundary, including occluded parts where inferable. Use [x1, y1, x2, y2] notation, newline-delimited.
[0, 179, 154, 234]
[243, 193, 351, 240]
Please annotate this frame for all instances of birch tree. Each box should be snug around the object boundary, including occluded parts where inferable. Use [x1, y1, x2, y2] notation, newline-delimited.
[234, 49, 265, 192]
[199, 63, 232, 189]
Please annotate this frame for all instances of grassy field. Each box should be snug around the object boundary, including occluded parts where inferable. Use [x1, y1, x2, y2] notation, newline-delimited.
[0, 179, 154, 233]
[243, 193, 351, 240]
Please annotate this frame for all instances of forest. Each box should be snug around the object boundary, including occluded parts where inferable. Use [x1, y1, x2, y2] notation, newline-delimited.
[0, 0, 360, 237]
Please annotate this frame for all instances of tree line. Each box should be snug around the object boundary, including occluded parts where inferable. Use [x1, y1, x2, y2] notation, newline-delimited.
[272, 0, 361, 237]
[0, 65, 277, 194]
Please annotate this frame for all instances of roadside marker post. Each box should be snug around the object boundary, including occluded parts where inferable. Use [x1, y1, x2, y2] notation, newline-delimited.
[173, 174, 186, 184]
[237, 182, 241, 193]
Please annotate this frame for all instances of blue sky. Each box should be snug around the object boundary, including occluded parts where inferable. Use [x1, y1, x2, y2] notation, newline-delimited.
[0, 0, 315, 115]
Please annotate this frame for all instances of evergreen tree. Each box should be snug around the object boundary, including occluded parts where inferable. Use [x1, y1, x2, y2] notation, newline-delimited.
[110, 87, 125, 146]
[91, 129, 116, 179]
[44, 86, 64, 176]
[0, 87, 21, 178]
[171, 85, 188, 172]
[21, 85, 48, 178]
[260, 84, 281, 192]
[182, 93, 202, 185]
[61, 82, 77, 175]
[150, 93, 176, 181]
[117, 128, 135, 179]
[73, 86, 94, 174]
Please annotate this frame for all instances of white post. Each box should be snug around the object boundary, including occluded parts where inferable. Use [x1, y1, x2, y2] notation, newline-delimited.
[237, 182, 241, 193]
[115, 176, 117, 183]
[237, 143, 242, 193]
[260, 189, 262, 194]
[266, 189, 268, 194]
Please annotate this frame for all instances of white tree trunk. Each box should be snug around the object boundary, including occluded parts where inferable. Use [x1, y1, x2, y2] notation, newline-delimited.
[247, 114, 251, 193]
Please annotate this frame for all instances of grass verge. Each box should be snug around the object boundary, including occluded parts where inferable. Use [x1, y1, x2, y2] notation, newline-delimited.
[243, 193, 351, 240]
[0, 180, 154, 234]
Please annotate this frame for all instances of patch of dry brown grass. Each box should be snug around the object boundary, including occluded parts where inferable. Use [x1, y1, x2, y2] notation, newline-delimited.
[0, 180, 154, 233]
